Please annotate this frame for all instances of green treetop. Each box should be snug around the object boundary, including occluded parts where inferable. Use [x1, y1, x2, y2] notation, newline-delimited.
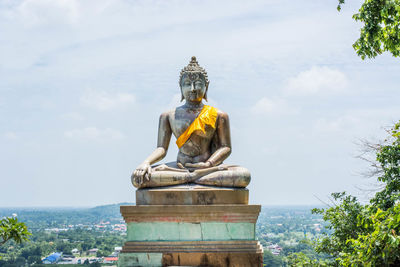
[339, 0, 400, 59]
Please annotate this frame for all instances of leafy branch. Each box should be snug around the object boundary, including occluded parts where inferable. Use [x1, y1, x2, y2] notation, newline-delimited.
[338, 0, 400, 59]
[0, 217, 31, 246]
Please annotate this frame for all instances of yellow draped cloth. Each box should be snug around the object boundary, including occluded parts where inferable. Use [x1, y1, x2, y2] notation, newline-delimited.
[176, 105, 218, 148]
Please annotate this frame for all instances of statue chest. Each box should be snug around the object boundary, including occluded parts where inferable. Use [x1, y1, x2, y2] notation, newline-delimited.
[170, 116, 215, 139]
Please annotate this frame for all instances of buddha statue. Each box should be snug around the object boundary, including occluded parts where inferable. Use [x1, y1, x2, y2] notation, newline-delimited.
[132, 56, 251, 189]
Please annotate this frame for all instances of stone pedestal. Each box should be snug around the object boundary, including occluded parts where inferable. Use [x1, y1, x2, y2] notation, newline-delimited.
[118, 185, 263, 267]
[136, 184, 249, 205]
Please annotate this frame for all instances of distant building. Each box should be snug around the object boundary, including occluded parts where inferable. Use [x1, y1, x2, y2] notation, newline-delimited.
[266, 244, 282, 256]
[42, 252, 62, 264]
[88, 248, 99, 256]
[109, 246, 123, 257]
[71, 248, 79, 254]
[103, 257, 118, 264]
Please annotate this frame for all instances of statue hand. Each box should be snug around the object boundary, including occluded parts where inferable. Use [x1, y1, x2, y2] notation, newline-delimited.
[185, 161, 212, 169]
[131, 162, 151, 187]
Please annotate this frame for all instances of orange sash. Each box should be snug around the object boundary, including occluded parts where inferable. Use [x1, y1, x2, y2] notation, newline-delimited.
[176, 105, 218, 148]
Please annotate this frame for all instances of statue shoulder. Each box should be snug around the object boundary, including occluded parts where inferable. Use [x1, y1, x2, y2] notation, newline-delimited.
[217, 109, 229, 121]
[159, 110, 175, 125]
[160, 109, 174, 119]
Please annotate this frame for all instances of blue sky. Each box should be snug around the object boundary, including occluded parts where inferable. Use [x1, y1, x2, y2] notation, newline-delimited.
[1, 0, 399, 207]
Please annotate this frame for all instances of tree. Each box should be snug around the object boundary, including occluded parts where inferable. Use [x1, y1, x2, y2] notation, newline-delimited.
[286, 252, 329, 267]
[13, 256, 26, 266]
[338, 0, 400, 59]
[338, 204, 400, 265]
[306, 121, 400, 266]
[263, 250, 283, 267]
[370, 122, 400, 209]
[27, 255, 41, 265]
[20, 245, 42, 259]
[0, 217, 31, 246]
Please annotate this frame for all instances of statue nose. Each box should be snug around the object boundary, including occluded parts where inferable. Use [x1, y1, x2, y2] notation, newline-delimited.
[191, 83, 195, 91]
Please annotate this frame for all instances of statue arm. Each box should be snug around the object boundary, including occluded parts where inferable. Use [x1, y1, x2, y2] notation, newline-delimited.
[132, 113, 172, 181]
[143, 112, 172, 165]
[206, 111, 232, 166]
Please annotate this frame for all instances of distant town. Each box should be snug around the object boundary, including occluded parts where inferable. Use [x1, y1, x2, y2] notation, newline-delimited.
[0, 204, 327, 266]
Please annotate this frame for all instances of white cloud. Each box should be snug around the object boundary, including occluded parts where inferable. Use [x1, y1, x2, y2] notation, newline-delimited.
[284, 66, 348, 96]
[314, 116, 360, 133]
[3, 131, 18, 140]
[251, 97, 293, 115]
[61, 112, 84, 121]
[80, 91, 135, 111]
[64, 127, 124, 141]
[15, 0, 80, 26]
[313, 107, 400, 136]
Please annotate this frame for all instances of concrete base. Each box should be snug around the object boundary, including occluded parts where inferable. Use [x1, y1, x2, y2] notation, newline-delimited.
[122, 240, 262, 252]
[119, 251, 263, 267]
[120, 205, 260, 223]
[118, 205, 263, 267]
[136, 184, 249, 205]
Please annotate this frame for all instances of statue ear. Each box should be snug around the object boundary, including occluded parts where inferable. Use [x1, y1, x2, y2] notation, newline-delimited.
[179, 80, 185, 102]
[180, 86, 184, 102]
[203, 82, 209, 102]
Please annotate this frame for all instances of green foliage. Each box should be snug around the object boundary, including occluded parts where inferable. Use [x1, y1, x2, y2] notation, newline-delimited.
[0, 204, 129, 265]
[312, 193, 367, 259]
[339, 204, 400, 266]
[337, 0, 345, 11]
[286, 252, 330, 267]
[338, 0, 400, 59]
[372, 121, 400, 209]
[0, 217, 31, 246]
[256, 206, 329, 266]
[263, 250, 283, 267]
[27, 255, 41, 264]
[310, 120, 400, 266]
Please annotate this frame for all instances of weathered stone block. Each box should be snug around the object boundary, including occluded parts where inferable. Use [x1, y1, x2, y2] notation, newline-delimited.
[120, 205, 260, 223]
[119, 241, 263, 267]
[136, 184, 249, 205]
[118, 253, 162, 267]
[126, 222, 254, 241]
[162, 252, 263, 267]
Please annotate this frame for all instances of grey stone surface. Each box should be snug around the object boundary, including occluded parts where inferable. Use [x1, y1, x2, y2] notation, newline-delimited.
[136, 184, 249, 205]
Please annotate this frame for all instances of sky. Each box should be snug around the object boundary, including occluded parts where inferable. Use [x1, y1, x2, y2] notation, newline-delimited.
[0, 0, 399, 207]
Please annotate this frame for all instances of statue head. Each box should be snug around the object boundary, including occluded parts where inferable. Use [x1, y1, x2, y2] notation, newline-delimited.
[179, 56, 209, 102]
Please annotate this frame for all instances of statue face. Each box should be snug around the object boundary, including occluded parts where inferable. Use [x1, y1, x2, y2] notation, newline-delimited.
[180, 73, 207, 102]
